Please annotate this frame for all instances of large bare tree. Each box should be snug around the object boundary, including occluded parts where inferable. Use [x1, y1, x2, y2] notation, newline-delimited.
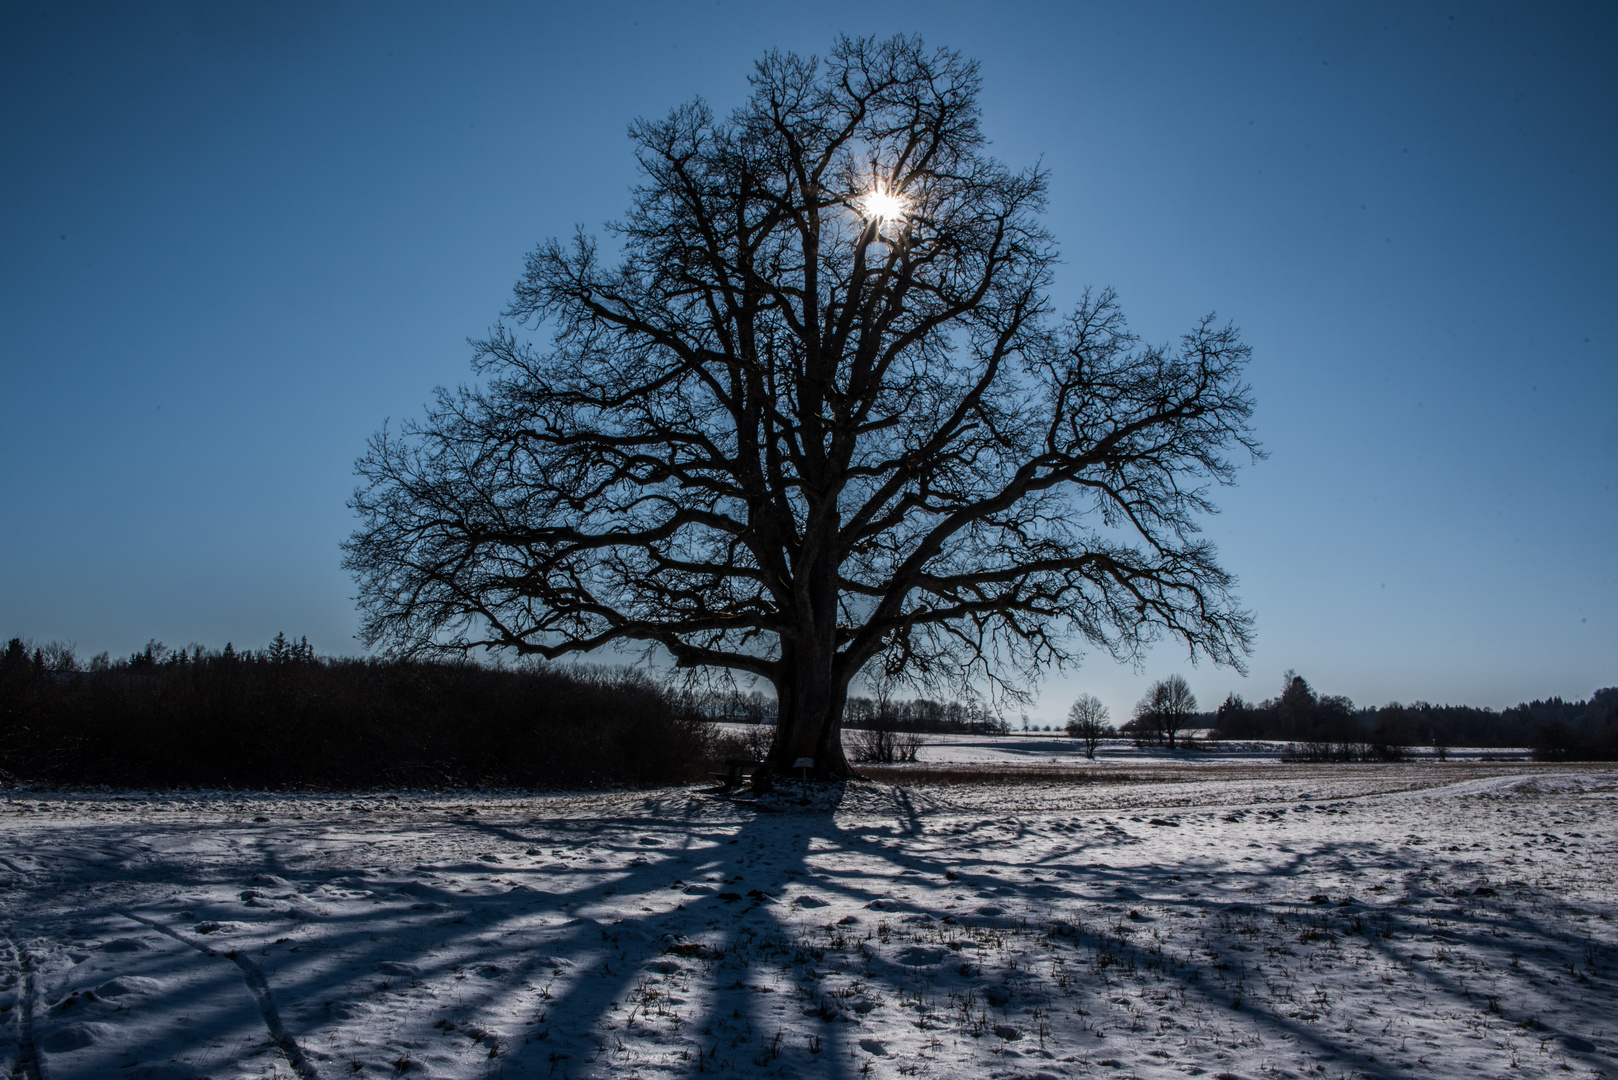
[345, 36, 1259, 778]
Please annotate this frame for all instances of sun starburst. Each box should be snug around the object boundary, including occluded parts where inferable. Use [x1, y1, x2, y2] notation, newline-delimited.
[859, 187, 908, 222]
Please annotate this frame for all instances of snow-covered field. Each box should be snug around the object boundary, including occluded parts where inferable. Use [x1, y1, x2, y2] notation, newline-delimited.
[2, 764, 1614, 1080]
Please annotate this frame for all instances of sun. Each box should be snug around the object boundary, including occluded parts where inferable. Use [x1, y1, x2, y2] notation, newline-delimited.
[859, 187, 907, 222]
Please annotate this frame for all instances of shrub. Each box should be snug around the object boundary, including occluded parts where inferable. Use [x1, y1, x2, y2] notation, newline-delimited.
[847, 726, 925, 764]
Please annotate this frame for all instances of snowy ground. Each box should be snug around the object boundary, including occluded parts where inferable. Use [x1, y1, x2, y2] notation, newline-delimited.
[2, 764, 1614, 1080]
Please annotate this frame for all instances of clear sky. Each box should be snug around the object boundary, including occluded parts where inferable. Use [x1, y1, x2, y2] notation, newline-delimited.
[3, 1, 1613, 724]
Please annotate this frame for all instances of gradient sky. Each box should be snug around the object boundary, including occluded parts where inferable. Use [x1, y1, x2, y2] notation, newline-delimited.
[3, 1, 1613, 725]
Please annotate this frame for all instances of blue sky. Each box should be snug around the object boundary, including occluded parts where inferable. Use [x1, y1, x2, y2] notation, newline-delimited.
[2, 2, 1613, 723]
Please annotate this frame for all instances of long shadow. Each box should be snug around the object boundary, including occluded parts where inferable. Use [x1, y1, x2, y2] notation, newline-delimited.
[920, 800, 1617, 1076]
[5, 791, 881, 1077]
[5, 781, 1614, 1077]
[706, 790, 1615, 1077]
[495, 822, 841, 1075]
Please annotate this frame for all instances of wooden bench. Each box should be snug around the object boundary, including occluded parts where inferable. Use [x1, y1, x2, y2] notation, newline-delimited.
[708, 758, 774, 794]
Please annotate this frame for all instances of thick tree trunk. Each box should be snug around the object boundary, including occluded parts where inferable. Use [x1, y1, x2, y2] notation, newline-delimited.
[770, 642, 856, 780]
[761, 485, 858, 779]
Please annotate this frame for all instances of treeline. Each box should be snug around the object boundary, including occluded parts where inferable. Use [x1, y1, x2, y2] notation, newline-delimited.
[0, 636, 712, 788]
[841, 695, 1010, 734]
[691, 687, 1011, 734]
[1212, 672, 1618, 761]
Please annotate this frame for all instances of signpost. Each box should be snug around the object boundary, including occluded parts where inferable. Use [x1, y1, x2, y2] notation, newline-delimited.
[792, 757, 814, 802]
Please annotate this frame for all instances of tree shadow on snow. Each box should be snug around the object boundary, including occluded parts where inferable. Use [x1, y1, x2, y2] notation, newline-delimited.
[4, 783, 1615, 1078]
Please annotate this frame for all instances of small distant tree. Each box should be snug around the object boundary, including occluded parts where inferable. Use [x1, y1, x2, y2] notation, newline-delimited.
[1132, 674, 1198, 749]
[1275, 670, 1316, 739]
[1065, 693, 1111, 759]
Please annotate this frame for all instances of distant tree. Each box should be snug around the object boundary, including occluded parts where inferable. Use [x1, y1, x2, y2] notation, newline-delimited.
[1211, 692, 1255, 740]
[2, 638, 27, 673]
[266, 632, 315, 665]
[1530, 687, 1618, 761]
[128, 640, 167, 669]
[1589, 687, 1618, 725]
[1065, 692, 1111, 759]
[1132, 674, 1198, 749]
[344, 35, 1258, 778]
[1367, 704, 1414, 760]
[0, 640, 34, 712]
[35, 642, 80, 673]
[1275, 670, 1314, 738]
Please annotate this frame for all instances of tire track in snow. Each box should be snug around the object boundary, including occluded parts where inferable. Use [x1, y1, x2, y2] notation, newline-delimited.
[119, 913, 323, 1080]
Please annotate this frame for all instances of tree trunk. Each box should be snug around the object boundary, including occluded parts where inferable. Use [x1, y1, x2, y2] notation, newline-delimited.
[770, 640, 856, 780]
[764, 489, 857, 779]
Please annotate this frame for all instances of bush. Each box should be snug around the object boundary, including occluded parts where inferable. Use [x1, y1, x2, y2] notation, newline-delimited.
[848, 726, 925, 764]
[0, 637, 713, 789]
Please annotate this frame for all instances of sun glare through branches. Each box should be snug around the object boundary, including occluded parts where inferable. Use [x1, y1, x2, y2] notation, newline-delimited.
[858, 185, 907, 222]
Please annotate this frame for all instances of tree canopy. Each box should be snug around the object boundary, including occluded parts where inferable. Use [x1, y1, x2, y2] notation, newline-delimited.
[344, 35, 1260, 776]
[1128, 673, 1200, 749]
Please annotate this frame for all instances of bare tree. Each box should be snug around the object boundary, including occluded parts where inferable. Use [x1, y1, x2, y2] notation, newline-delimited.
[1065, 693, 1111, 759]
[344, 35, 1258, 778]
[1131, 674, 1200, 749]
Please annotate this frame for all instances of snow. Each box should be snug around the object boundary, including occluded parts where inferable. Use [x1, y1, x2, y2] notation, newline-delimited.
[2, 763, 1614, 1079]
